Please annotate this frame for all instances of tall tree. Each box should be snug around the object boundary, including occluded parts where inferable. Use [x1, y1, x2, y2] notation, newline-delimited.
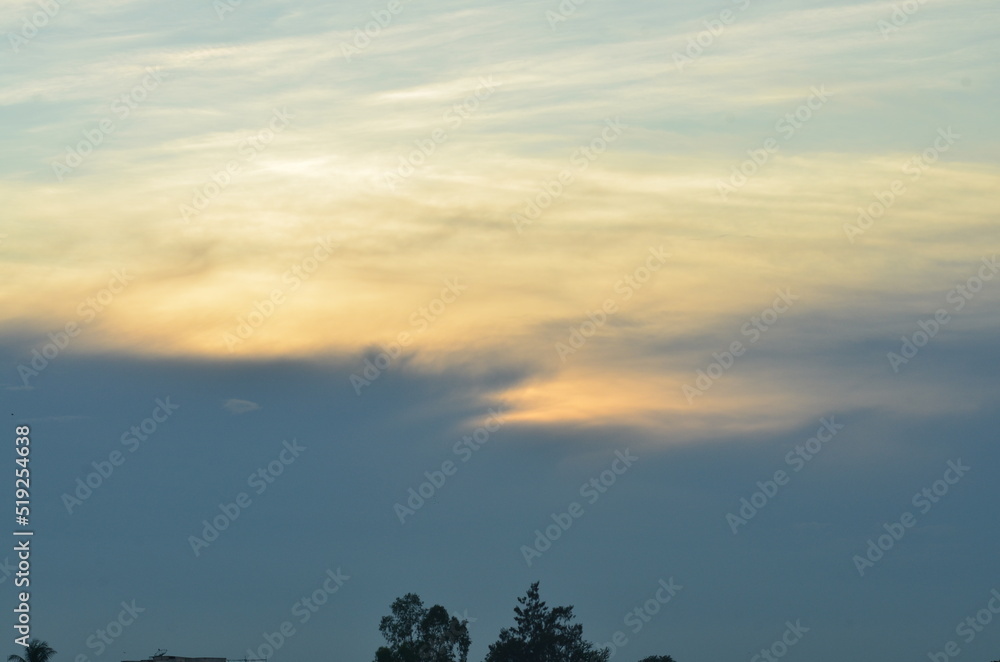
[9, 640, 56, 662]
[484, 582, 609, 662]
[375, 593, 470, 662]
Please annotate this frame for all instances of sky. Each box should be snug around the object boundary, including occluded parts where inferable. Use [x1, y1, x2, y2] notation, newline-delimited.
[1, 0, 999, 661]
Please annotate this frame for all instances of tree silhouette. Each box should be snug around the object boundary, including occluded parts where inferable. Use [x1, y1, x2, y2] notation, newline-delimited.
[9, 640, 56, 662]
[484, 582, 609, 662]
[637, 657, 676, 662]
[375, 593, 470, 662]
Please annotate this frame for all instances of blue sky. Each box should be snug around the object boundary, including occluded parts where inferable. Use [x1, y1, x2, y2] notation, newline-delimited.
[2, 0, 1000, 661]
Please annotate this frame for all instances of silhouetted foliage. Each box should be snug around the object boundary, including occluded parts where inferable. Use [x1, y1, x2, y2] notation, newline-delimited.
[9, 640, 56, 662]
[637, 656, 676, 662]
[484, 582, 610, 662]
[375, 593, 470, 662]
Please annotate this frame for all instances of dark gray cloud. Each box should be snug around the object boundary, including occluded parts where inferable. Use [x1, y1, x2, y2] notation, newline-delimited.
[4, 337, 998, 662]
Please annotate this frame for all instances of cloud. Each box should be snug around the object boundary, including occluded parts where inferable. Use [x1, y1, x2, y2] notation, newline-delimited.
[223, 398, 260, 414]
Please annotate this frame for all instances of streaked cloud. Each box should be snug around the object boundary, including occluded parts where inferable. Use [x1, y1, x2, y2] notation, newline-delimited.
[2, 0, 997, 440]
[223, 397, 261, 414]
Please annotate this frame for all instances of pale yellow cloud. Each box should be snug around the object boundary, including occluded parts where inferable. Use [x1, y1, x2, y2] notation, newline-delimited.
[3, 0, 997, 441]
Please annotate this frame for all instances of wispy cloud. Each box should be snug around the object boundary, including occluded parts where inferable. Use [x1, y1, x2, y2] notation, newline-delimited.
[223, 397, 260, 414]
